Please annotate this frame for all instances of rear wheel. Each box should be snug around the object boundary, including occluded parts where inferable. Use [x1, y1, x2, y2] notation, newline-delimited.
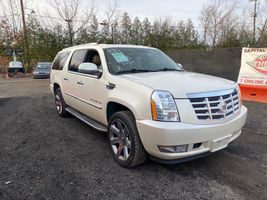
[108, 111, 147, 168]
[54, 88, 69, 117]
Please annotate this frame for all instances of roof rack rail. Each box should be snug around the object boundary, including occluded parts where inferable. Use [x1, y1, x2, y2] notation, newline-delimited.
[63, 42, 98, 50]
[84, 42, 98, 45]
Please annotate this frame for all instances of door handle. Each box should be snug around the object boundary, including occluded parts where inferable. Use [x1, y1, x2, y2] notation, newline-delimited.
[64, 77, 69, 81]
[77, 81, 84, 85]
[106, 82, 116, 90]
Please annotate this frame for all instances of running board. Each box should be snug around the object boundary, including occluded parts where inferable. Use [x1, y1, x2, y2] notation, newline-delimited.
[65, 107, 107, 132]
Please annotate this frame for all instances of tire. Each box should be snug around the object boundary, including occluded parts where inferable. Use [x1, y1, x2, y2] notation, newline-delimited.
[54, 87, 69, 117]
[108, 111, 147, 168]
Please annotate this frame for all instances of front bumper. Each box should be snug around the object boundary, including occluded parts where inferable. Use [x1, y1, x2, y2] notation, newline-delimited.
[33, 74, 50, 79]
[136, 105, 247, 161]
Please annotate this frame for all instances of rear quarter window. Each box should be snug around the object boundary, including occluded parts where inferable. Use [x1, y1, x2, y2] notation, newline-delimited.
[52, 52, 70, 70]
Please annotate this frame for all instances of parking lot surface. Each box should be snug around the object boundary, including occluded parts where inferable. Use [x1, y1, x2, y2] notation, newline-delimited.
[0, 78, 266, 200]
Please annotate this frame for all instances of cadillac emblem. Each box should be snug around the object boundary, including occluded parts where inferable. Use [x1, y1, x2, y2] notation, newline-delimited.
[218, 101, 227, 113]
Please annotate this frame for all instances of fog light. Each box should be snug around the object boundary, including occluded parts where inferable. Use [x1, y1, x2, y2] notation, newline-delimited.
[158, 145, 188, 153]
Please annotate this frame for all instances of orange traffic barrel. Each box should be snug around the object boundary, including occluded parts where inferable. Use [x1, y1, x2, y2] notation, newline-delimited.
[239, 84, 267, 103]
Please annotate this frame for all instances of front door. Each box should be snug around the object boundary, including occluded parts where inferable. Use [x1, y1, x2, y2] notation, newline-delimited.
[75, 50, 106, 124]
[66, 48, 106, 124]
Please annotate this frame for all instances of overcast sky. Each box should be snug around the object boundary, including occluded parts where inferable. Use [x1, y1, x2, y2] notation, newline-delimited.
[28, 0, 253, 27]
[98, 0, 209, 21]
[29, 0, 209, 25]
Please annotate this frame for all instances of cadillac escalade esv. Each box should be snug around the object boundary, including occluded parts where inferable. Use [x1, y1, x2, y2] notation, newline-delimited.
[50, 43, 248, 168]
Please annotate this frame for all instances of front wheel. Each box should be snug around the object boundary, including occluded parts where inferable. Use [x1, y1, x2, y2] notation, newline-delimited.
[108, 111, 147, 168]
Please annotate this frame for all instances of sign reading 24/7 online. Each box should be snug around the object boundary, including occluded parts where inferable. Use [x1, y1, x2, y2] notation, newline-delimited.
[238, 48, 267, 86]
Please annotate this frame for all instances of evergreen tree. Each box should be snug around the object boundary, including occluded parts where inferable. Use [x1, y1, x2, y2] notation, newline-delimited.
[130, 17, 142, 45]
[120, 12, 132, 44]
[142, 17, 151, 46]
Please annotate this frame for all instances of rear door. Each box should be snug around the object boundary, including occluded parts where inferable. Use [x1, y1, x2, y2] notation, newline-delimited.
[51, 51, 70, 101]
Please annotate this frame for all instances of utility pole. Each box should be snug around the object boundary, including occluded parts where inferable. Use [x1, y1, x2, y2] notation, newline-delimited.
[9, 0, 16, 62]
[9, 0, 16, 39]
[20, 0, 29, 68]
[251, 0, 258, 44]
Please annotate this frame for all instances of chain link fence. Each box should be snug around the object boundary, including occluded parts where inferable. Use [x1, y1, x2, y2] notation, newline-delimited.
[166, 48, 242, 81]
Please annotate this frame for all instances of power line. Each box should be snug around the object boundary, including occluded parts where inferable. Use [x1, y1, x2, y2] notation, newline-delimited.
[0, 14, 21, 18]
[0, 13, 84, 23]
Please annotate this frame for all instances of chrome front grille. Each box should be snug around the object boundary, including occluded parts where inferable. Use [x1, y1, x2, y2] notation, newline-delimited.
[188, 89, 240, 120]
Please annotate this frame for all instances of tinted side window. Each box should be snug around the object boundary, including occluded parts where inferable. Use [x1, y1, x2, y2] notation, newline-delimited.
[84, 50, 102, 70]
[69, 49, 87, 72]
[52, 52, 70, 70]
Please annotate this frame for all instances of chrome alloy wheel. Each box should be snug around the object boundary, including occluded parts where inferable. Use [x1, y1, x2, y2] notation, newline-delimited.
[109, 119, 132, 161]
[55, 94, 63, 114]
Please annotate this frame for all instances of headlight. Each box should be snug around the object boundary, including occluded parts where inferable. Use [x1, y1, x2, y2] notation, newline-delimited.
[235, 83, 242, 106]
[151, 90, 180, 122]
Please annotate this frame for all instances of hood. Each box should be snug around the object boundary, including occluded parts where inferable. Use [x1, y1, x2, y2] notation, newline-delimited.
[120, 71, 236, 98]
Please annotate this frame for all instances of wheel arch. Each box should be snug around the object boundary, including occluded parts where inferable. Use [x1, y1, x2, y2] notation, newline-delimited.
[53, 83, 60, 94]
[106, 101, 136, 123]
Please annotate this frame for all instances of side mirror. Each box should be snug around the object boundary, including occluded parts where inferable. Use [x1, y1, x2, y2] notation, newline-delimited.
[78, 63, 102, 77]
[177, 63, 183, 69]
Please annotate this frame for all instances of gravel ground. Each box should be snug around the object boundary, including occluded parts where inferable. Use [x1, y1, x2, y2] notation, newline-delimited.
[0, 78, 266, 200]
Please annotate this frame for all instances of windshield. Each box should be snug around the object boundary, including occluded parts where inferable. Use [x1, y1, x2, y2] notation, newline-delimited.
[36, 63, 51, 70]
[104, 48, 182, 75]
[9, 61, 23, 68]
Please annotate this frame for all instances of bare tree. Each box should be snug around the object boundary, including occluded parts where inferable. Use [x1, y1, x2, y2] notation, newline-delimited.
[237, 6, 253, 46]
[255, 0, 267, 46]
[199, 5, 212, 46]
[105, 0, 119, 25]
[0, 0, 22, 45]
[199, 0, 238, 48]
[100, 0, 120, 43]
[48, 0, 96, 46]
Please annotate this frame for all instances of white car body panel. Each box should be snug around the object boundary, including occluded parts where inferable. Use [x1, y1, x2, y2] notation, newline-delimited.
[50, 43, 248, 162]
[120, 72, 236, 98]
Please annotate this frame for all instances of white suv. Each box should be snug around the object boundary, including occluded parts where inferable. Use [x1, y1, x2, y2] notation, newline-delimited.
[50, 43, 247, 167]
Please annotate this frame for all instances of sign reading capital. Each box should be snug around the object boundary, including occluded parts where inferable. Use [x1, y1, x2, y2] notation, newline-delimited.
[238, 48, 267, 86]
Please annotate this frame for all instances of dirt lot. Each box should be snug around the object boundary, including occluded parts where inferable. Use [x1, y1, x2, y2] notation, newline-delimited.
[0, 78, 266, 200]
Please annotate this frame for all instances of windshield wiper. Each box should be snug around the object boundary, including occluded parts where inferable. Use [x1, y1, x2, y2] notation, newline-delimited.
[116, 68, 183, 75]
[117, 69, 153, 75]
[153, 68, 183, 72]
